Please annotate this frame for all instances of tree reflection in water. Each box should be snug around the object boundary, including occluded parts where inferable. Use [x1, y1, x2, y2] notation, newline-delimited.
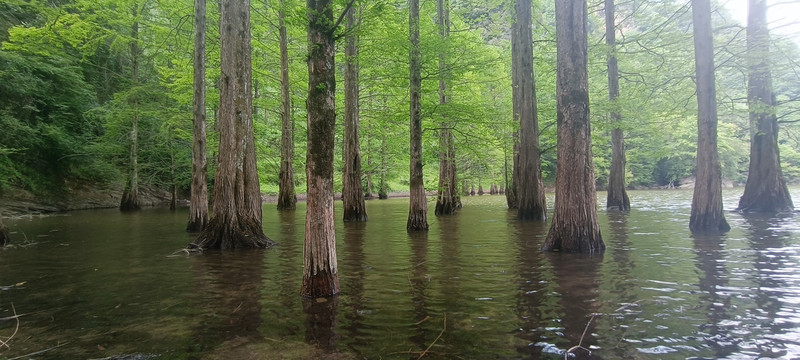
[692, 233, 734, 357]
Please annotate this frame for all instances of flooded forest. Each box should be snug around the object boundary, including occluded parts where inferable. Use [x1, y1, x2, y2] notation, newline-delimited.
[2, 0, 800, 359]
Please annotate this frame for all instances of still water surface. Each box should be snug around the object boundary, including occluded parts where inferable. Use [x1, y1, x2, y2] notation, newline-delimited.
[2, 189, 800, 359]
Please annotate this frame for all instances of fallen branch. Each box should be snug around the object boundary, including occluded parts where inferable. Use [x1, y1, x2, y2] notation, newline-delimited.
[0, 304, 19, 350]
[418, 313, 446, 360]
[7, 342, 68, 360]
[564, 313, 601, 360]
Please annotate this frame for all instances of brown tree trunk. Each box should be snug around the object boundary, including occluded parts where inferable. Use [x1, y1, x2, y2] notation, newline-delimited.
[689, 0, 730, 234]
[435, 0, 459, 216]
[342, 4, 368, 222]
[542, 0, 604, 253]
[737, 0, 793, 213]
[121, 8, 141, 212]
[194, 0, 274, 250]
[506, 14, 519, 210]
[302, 0, 339, 298]
[365, 117, 374, 199]
[169, 127, 177, 211]
[605, 0, 630, 212]
[0, 215, 9, 246]
[407, 0, 429, 231]
[514, 0, 547, 221]
[188, 0, 209, 231]
[277, 0, 297, 211]
[379, 135, 388, 199]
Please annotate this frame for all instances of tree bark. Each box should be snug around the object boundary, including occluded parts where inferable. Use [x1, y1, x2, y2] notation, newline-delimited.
[542, 0, 604, 253]
[689, 0, 730, 234]
[506, 15, 520, 210]
[605, 0, 630, 212]
[121, 8, 141, 212]
[342, 4, 368, 222]
[302, 0, 339, 298]
[188, 0, 209, 231]
[407, 0, 429, 231]
[277, 0, 297, 211]
[737, 0, 793, 213]
[194, 0, 274, 250]
[0, 215, 9, 246]
[435, 0, 460, 216]
[379, 135, 388, 199]
[514, 0, 546, 221]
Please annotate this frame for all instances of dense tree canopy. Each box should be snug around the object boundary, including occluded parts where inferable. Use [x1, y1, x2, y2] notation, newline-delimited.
[1, 0, 799, 209]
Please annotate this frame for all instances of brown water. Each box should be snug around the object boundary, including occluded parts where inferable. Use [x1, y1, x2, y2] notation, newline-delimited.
[1, 189, 800, 359]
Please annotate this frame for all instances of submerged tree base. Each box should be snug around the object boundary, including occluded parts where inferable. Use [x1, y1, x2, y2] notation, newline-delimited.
[193, 217, 275, 250]
[343, 210, 368, 222]
[737, 187, 793, 214]
[186, 218, 207, 233]
[301, 269, 340, 298]
[542, 220, 604, 253]
[689, 213, 730, 235]
[0, 227, 9, 246]
[407, 213, 429, 231]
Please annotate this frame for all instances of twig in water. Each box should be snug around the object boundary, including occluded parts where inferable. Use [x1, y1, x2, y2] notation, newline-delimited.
[564, 313, 601, 360]
[418, 313, 446, 360]
[7, 342, 68, 360]
[0, 304, 19, 350]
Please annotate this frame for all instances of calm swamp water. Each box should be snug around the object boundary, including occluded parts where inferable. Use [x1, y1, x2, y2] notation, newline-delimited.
[2, 189, 800, 359]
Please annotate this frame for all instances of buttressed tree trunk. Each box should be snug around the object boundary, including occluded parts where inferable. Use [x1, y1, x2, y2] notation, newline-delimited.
[542, 0, 604, 253]
[0, 215, 9, 246]
[188, 0, 209, 232]
[514, 0, 546, 221]
[737, 0, 793, 213]
[689, 0, 730, 234]
[605, 0, 630, 212]
[435, 0, 460, 216]
[342, 4, 368, 222]
[194, 0, 274, 250]
[277, 0, 297, 211]
[407, 0, 429, 231]
[121, 7, 141, 212]
[302, 0, 340, 298]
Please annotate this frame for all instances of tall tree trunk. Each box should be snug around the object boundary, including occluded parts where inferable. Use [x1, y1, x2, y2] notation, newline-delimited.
[379, 135, 388, 199]
[121, 9, 141, 212]
[542, 0, 604, 253]
[506, 12, 519, 210]
[342, 4, 368, 222]
[169, 127, 177, 211]
[434, 0, 459, 216]
[0, 215, 9, 246]
[737, 0, 793, 213]
[302, 0, 339, 298]
[605, 0, 630, 212]
[407, 0, 429, 231]
[365, 117, 374, 199]
[514, 0, 546, 221]
[188, 0, 209, 231]
[277, 0, 297, 211]
[194, 0, 274, 250]
[689, 0, 730, 234]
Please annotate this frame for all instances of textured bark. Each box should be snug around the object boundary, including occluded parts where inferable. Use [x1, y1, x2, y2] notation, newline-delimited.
[506, 17, 519, 210]
[378, 136, 388, 199]
[514, 0, 546, 221]
[342, 5, 368, 222]
[737, 0, 793, 213]
[188, 0, 209, 231]
[277, 0, 297, 211]
[542, 0, 604, 253]
[435, 0, 460, 216]
[121, 10, 141, 212]
[0, 216, 9, 246]
[689, 0, 730, 234]
[169, 129, 177, 211]
[194, 0, 273, 250]
[407, 0, 429, 231]
[302, 0, 339, 298]
[605, 0, 630, 212]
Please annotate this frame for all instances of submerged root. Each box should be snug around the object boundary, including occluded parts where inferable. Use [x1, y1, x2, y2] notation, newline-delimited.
[193, 217, 276, 250]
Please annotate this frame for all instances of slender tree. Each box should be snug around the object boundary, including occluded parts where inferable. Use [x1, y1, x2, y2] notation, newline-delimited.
[187, 0, 209, 232]
[737, 0, 793, 213]
[0, 215, 9, 246]
[514, 0, 546, 220]
[342, 3, 368, 222]
[194, 0, 274, 249]
[120, 4, 141, 212]
[689, 0, 730, 234]
[434, 0, 460, 216]
[277, 0, 297, 211]
[407, 0, 429, 231]
[506, 14, 519, 210]
[302, 0, 347, 297]
[605, 0, 630, 212]
[542, 0, 604, 253]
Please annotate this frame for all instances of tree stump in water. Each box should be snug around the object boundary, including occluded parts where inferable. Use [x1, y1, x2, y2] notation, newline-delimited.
[470, 185, 475, 196]
[499, 187, 505, 194]
[478, 185, 484, 196]
[0, 218, 9, 246]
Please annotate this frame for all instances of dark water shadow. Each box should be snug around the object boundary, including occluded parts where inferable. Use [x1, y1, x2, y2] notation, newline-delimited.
[340, 222, 370, 351]
[187, 250, 265, 358]
[511, 219, 553, 359]
[407, 230, 431, 353]
[302, 296, 340, 353]
[691, 232, 734, 358]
